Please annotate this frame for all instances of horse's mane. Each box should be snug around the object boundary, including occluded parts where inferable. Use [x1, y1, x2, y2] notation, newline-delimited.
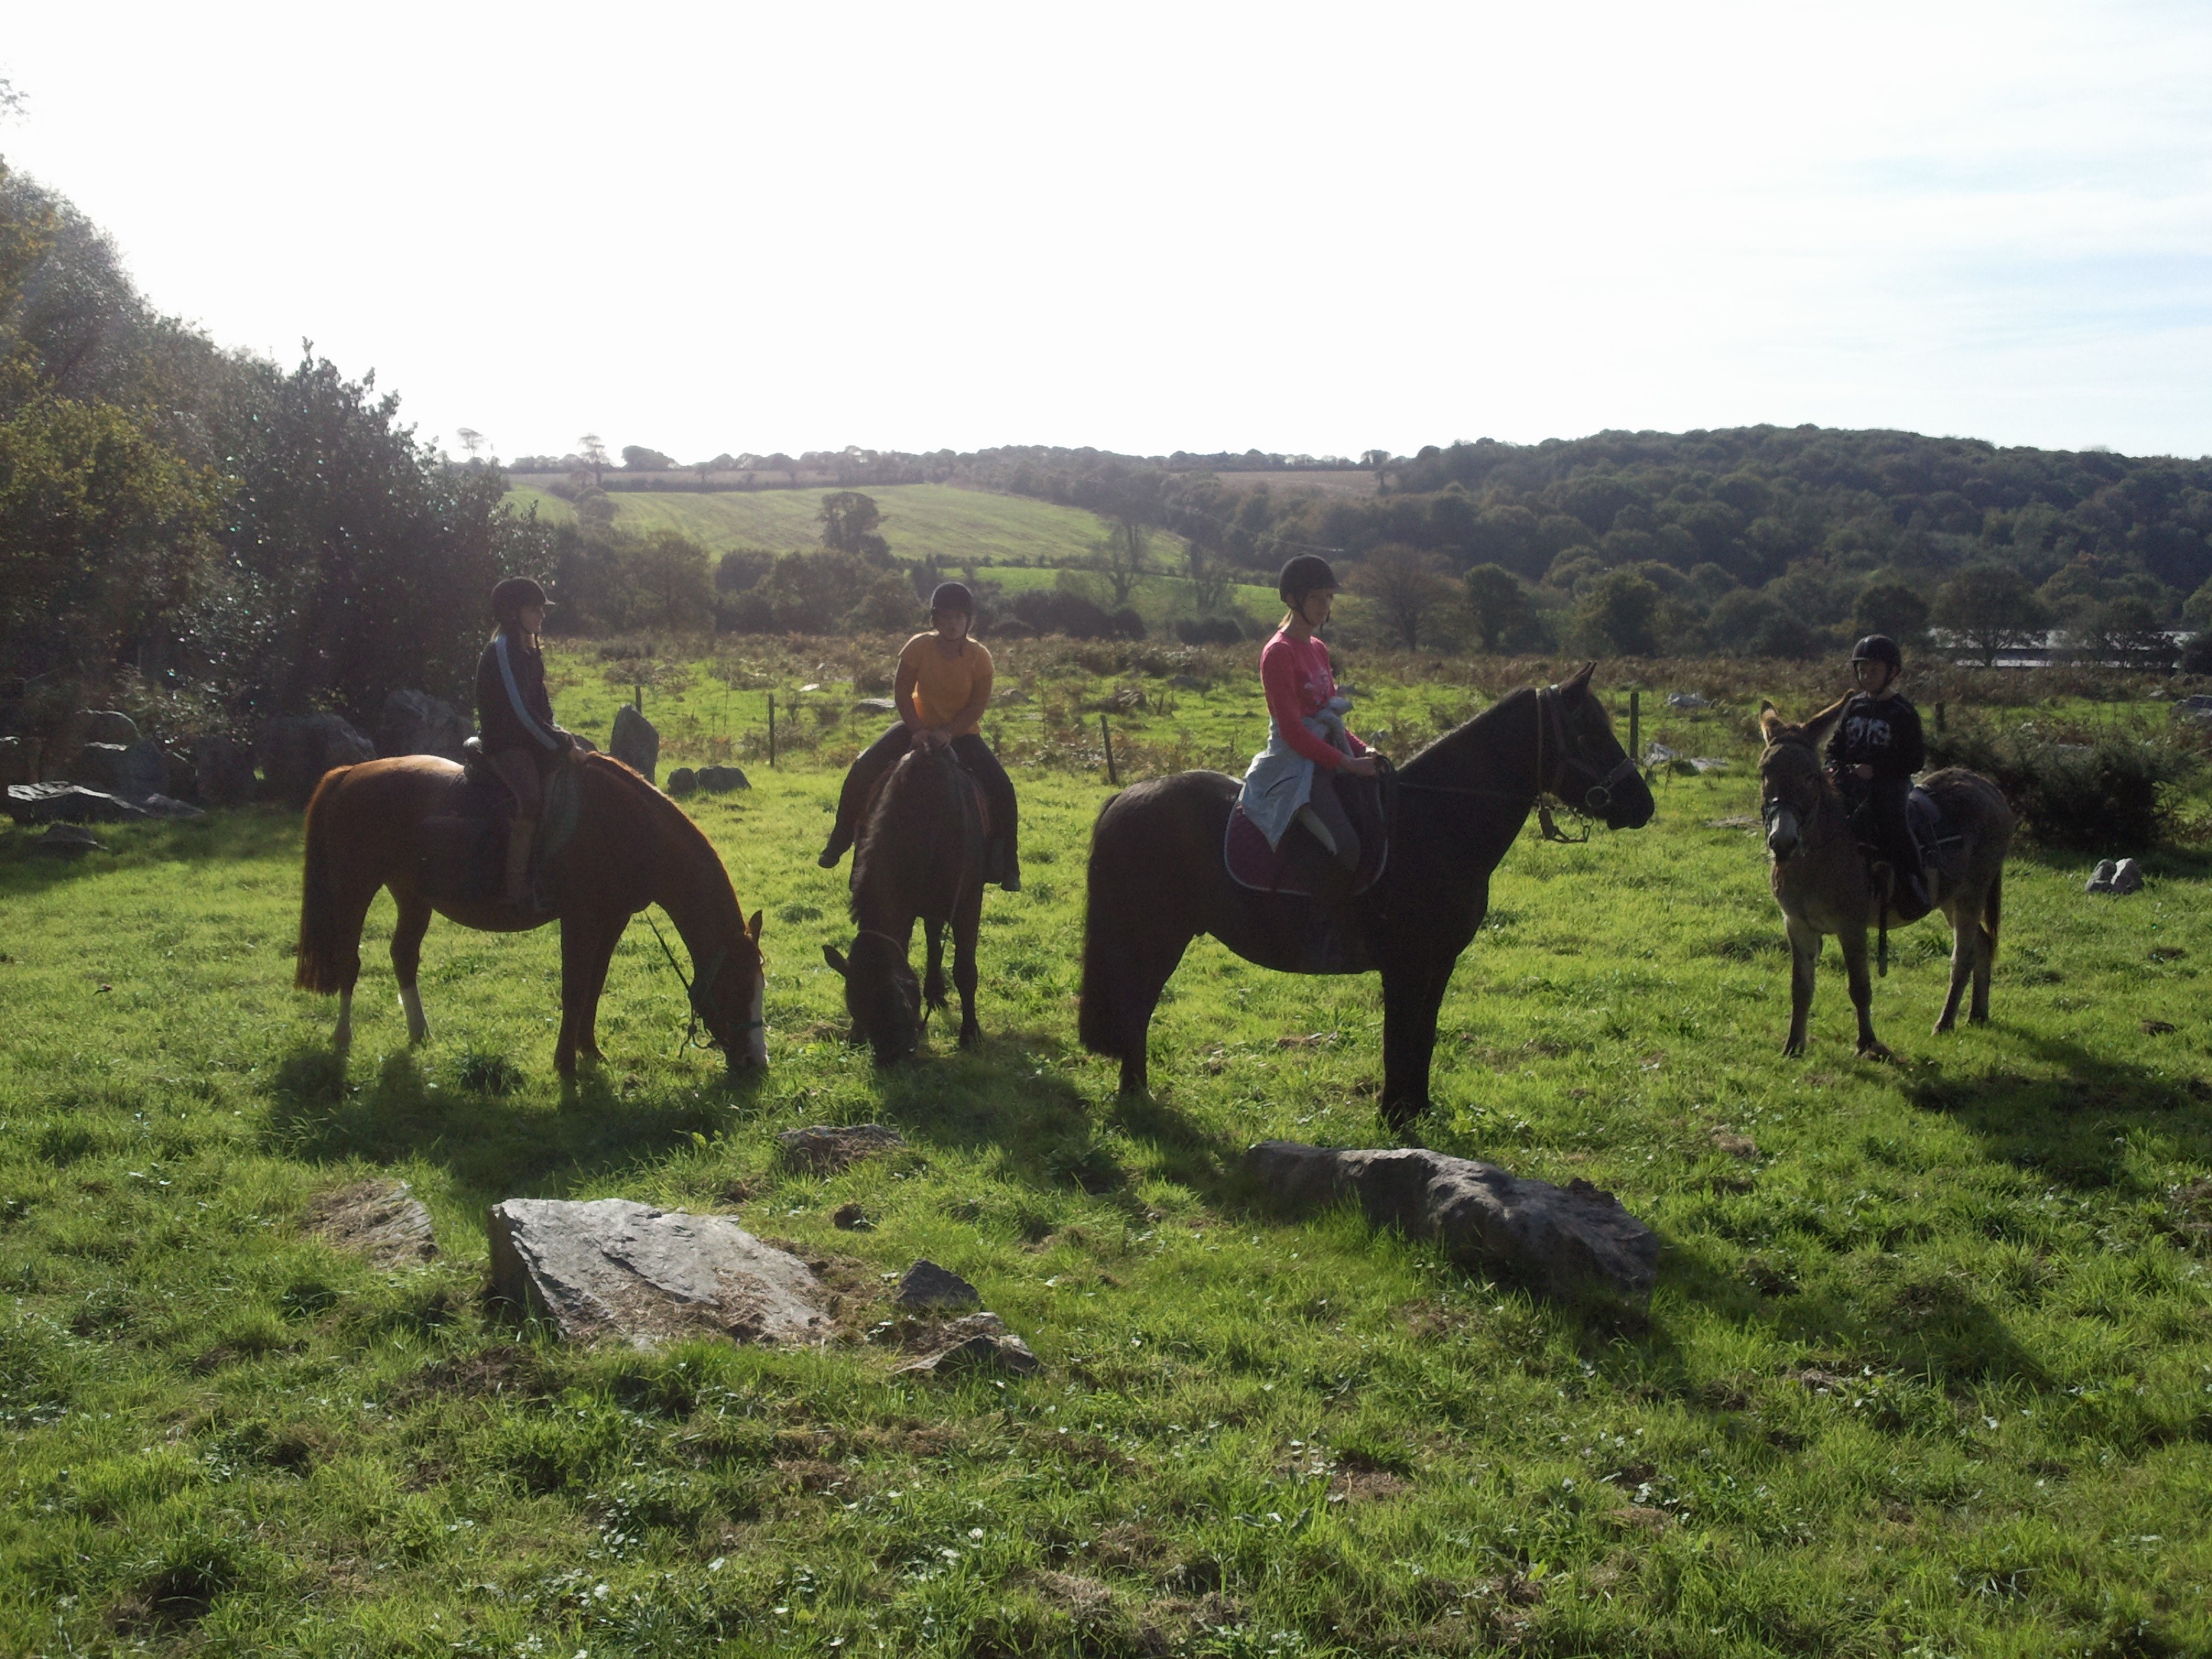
[1401, 685, 1536, 776]
[580, 753, 741, 914]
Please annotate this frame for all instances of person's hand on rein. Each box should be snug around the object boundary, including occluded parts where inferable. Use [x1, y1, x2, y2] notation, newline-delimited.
[1341, 754, 1380, 779]
[914, 725, 951, 753]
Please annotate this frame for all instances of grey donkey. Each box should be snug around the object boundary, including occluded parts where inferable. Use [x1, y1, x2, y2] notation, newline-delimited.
[1757, 698, 2014, 1058]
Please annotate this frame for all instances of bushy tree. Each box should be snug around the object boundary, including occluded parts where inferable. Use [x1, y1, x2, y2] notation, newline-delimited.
[621, 445, 674, 471]
[625, 528, 712, 632]
[1575, 567, 1665, 657]
[1933, 567, 2049, 667]
[1462, 562, 1534, 652]
[1357, 544, 1455, 650]
[1852, 578, 1929, 644]
[818, 491, 888, 560]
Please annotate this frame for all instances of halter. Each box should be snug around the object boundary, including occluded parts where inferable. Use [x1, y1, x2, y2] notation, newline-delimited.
[644, 909, 762, 1053]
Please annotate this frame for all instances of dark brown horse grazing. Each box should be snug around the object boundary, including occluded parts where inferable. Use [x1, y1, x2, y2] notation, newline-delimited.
[1757, 699, 2013, 1058]
[823, 745, 987, 1063]
[294, 752, 768, 1074]
[1081, 665, 1654, 1129]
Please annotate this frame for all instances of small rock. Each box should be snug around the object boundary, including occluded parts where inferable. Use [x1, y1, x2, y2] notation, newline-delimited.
[697, 764, 750, 792]
[1666, 692, 1709, 711]
[895, 1258, 981, 1310]
[304, 1179, 438, 1267]
[30, 823, 108, 857]
[1711, 1130, 1757, 1160]
[2086, 859, 2117, 893]
[666, 766, 699, 797]
[487, 1197, 826, 1349]
[2143, 1019, 2177, 1036]
[2110, 857, 2144, 895]
[79, 710, 140, 745]
[1706, 815, 1761, 830]
[5, 783, 150, 825]
[832, 1202, 870, 1231]
[2169, 694, 2212, 719]
[136, 794, 203, 819]
[777, 1123, 905, 1174]
[891, 1311, 1039, 1377]
[1242, 1141, 1658, 1304]
[1169, 674, 1205, 691]
[854, 697, 898, 714]
[611, 705, 659, 783]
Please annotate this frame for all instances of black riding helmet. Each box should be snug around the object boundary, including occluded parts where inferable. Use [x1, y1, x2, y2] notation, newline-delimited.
[1278, 554, 1340, 607]
[491, 576, 552, 626]
[1850, 634, 1904, 671]
[928, 581, 975, 617]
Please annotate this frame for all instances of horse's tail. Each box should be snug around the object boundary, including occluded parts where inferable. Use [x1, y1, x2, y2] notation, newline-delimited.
[1982, 867, 2003, 962]
[1078, 796, 1125, 1057]
[294, 766, 354, 994]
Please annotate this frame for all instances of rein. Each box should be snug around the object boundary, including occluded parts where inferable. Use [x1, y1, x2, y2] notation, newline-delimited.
[642, 908, 760, 1052]
[1396, 685, 1633, 844]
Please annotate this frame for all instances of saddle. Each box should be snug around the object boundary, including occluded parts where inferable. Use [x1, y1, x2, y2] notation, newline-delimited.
[1224, 771, 1390, 898]
[1847, 784, 1959, 924]
[417, 741, 581, 905]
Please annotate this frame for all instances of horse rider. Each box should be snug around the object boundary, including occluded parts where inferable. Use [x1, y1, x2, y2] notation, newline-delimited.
[1827, 632, 1927, 914]
[1239, 555, 1382, 964]
[476, 577, 585, 908]
[817, 581, 1021, 891]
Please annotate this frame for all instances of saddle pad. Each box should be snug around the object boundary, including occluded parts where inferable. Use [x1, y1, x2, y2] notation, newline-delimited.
[1906, 786, 1954, 853]
[420, 761, 583, 903]
[1224, 800, 1389, 897]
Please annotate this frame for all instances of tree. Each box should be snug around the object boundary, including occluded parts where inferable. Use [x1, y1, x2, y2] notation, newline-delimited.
[1575, 567, 1664, 657]
[2076, 594, 2174, 668]
[817, 491, 889, 559]
[626, 528, 712, 632]
[1462, 562, 1533, 652]
[1090, 514, 1150, 608]
[578, 434, 609, 487]
[455, 427, 487, 462]
[1357, 544, 1455, 650]
[1851, 578, 1929, 644]
[621, 445, 674, 471]
[1931, 567, 2049, 667]
[1185, 537, 1233, 615]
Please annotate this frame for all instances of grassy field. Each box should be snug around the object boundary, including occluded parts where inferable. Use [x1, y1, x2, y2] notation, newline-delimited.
[3, 642, 2211, 1656]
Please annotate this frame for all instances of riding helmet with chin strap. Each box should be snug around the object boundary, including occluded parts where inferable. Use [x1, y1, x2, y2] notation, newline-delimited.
[1277, 554, 1340, 607]
[1850, 633, 1904, 671]
[491, 576, 552, 626]
[928, 581, 975, 617]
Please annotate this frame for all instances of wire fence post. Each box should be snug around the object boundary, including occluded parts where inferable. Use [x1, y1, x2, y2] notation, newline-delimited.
[1101, 714, 1118, 785]
[767, 694, 777, 769]
[1629, 689, 1640, 770]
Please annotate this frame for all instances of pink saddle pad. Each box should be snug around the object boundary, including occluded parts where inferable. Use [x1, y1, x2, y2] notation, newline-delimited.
[1224, 803, 1388, 897]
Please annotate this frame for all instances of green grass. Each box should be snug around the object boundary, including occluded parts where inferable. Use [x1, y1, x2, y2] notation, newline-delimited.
[507, 482, 1119, 568]
[4, 645, 2212, 1655]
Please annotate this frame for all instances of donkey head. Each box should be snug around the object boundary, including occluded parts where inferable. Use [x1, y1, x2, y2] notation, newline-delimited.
[1549, 663, 1657, 830]
[1756, 699, 1847, 861]
[823, 931, 922, 1065]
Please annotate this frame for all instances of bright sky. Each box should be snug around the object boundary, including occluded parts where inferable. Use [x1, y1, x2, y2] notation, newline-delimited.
[4, 1, 2209, 463]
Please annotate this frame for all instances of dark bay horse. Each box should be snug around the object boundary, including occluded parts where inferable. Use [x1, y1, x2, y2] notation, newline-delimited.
[1080, 665, 1654, 1129]
[295, 753, 767, 1074]
[1757, 699, 2013, 1057]
[823, 745, 987, 1063]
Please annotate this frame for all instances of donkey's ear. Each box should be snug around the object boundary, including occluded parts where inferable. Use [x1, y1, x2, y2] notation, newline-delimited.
[822, 944, 848, 978]
[1801, 693, 1853, 750]
[747, 909, 764, 943]
[1757, 700, 1782, 740]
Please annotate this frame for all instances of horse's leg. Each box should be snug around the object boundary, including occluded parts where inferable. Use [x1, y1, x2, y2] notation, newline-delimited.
[953, 888, 982, 1050]
[922, 919, 949, 1016]
[1934, 891, 1975, 1035]
[1839, 927, 1888, 1059]
[557, 913, 619, 1074]
[1379, 955, 1455, 1131]
[390, 887, 434, 1046]
[1783, 917, 1821, 1057]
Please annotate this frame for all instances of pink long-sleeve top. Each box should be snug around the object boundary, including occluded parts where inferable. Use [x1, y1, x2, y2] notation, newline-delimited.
[1259, 629, 1366, 770]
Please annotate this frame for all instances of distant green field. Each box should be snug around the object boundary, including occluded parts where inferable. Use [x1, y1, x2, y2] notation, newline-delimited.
[506, 482, 1113, 568]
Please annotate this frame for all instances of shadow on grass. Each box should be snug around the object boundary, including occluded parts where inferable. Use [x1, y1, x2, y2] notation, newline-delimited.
[264, 1045, 758, 1202]
[0, 807, 300, 897]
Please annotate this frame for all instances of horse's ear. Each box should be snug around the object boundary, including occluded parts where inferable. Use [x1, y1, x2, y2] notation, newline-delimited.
[822, 944, 848, 979]
[747, 909, 763, 944]
[1563, 661, 1596, 698]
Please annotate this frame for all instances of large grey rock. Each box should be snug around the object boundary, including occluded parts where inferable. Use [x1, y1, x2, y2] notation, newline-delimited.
[777, 1122, 905, 1174]
[256, 714, 377, 809]
[79, 710, 139, 746]
[305, 1179, 437, 1267]
[377, 689, 472, 762]
[68, 743, 135, 795]
[118, 739, 168, 799]
[190, 734, 255, 806]
[5, 783, 150, 825]
[0, 736, 39, 786]
[892, 1311, 1039, 1377]
[2110, 857, 2145, 895]
[1242, 1141, 1658, 1304]
[610, 705, 659, 783]
[30, 824, 108, 858]
[697, 764, 750, 793]
[895, 1259, 981, 1310]
[487, 1197, 826, 1349]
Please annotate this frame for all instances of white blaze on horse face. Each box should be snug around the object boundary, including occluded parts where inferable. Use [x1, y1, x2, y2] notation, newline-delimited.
[334, 988, 353, 1055]
[398, 984, 428, 1046]
[743, 975, 769, 1068]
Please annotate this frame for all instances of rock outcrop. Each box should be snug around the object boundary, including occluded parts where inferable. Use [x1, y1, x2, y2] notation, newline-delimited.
[256, 714, 377, 808]
[486, 1197, 827, 1348]
[611, 705, 659, 783]
[1242, 1141, 1658, 1304]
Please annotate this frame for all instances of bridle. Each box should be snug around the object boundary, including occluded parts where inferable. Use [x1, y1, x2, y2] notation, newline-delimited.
[1395, 684, 1636, 843]
[643, 910, 764, 1053]
[1756, 734, 1826, 848]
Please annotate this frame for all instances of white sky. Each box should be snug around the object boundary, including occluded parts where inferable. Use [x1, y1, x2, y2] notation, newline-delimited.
[5, 1, 2209, 462]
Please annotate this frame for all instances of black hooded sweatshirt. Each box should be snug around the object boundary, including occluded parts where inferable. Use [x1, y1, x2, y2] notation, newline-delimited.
[1824, 693, 1925, 783]
[475, 631, 562, 756]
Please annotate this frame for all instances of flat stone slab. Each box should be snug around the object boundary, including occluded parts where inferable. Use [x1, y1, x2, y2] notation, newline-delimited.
[487, 1198, 826, 1348]
[1242, 1141, 1658, 1304]
[5, 783, 150, 824]
[895, 1258, 980, 1309]
[305, 1179, 437, 1267]
[893, 1312, 1039, 1377]
[777, 1123, 905, 1174]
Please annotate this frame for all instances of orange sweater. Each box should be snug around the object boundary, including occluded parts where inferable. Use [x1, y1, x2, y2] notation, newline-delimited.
[899, 634, 993, 733]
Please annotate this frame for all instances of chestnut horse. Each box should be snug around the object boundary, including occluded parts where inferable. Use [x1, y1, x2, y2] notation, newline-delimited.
[1757, 699, 2012, 1058]
[1080, 665, 1654, 1130]
[294, 752, 767, 1074]
[822, 745, 987, 1063]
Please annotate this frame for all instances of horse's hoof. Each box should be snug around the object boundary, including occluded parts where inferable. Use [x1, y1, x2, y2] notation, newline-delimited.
[959, 1026, 981, 1050]
[1931, 1019, 1955, 1036]
[1857, 1042, 1893, 1061]
[1782, 1039, 1805, 1059]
